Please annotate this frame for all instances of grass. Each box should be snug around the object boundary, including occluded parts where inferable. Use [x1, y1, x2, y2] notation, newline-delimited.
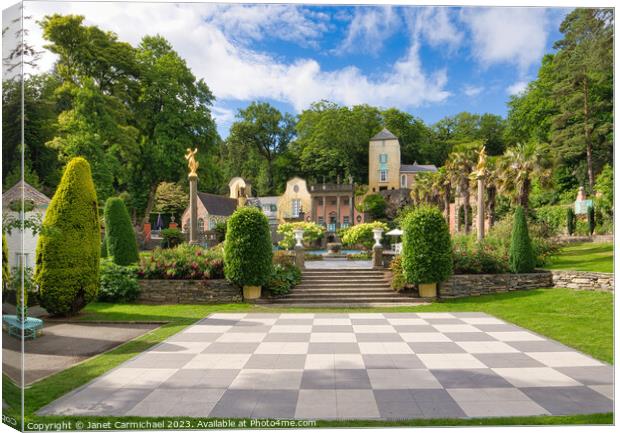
[3, 288, 613, 428]
[544, 242, 613, 273]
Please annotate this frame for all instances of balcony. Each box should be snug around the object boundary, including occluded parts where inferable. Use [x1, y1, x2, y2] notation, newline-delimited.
[309, 183, 354, 194]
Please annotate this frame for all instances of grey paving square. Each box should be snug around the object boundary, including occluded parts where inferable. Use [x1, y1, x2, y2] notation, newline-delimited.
[37, 312, 613, 420]
[474, 353, 546, 368]
[431, 369, 512, 388]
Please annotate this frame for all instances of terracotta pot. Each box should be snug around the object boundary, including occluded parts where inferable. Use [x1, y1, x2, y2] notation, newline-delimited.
[243, 285, 262, 300]
[418, 282, 437, 298]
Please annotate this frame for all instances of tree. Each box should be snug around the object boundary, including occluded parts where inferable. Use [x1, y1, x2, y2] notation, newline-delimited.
[566, 207, 576, 236]
[550, 9, 613, 190]
[35, 157, 100, 316]
[359, 194, 387, 220]
[154, 182, 188, 216]
[340, 221, 389, 250]
[224, 207, 272, 288]
[104, 197, 139, 265]
[445, 148, 477, 233]
[508, 206, 535, 273]
[499, 142, 551, 211]
[587, 204, 596, 236]
[401, 206, 452, 284]
[594, 163, 613, 217]
[382, 108, 433, 163]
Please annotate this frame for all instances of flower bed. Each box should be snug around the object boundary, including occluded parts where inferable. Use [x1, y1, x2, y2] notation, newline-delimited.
[137, 244, 224, 280]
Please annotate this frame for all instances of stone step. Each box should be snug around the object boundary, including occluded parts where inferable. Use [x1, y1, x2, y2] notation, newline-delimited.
[301, 276, 387, 281]
[294, 286, 392, 292]
[270, 296, 419, 304]
[302, 270, 383, 274]
[284, 291, 411, 299]
[298, 282, 390, 288]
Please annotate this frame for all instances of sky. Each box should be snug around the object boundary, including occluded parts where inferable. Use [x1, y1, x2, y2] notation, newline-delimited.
[20, 1, 572, 138]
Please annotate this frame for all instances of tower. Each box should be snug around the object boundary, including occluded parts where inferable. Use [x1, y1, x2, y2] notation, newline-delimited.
[368, 128, 401, 192]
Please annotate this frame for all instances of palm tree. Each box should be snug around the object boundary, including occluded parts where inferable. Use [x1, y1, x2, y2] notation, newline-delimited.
[484, 156, 500, 228]
[446, 150, 476, 233]
[431, 167, 452, 223]
[498, 142, 552, 212]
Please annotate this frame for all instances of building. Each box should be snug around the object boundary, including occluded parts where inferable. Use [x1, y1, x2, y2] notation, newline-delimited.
[276, 177, 312, 223]
[2, 181, 51, 269]
[368, 128, 437, 192]
[308, 181, 364, 233]
[181, 192, 238, 234]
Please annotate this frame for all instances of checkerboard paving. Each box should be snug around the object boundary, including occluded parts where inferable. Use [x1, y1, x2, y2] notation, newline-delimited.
[38, 313, 613, 420]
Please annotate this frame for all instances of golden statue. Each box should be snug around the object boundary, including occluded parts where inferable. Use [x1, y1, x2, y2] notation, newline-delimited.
[472, 145, 487, 179]
[185, 148, 199, 177]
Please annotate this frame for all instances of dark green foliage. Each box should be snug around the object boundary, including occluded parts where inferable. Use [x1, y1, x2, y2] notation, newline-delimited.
[224, 207, 273, 287]
[587, 205, 595, 236]
[214, 221, 227, 243]
[266, 263, 301, 296]
[452, 235, 510, 275]
[2, 235, 9, 293]
[402, 206, 453, 284]
[566, 207, 576, 235]
[509, 207, 536, 273]
[35, 157, 100, 316]
[389, 255, 406, 291]
[104, 197, 138, 265]
[360, 194, 387, 220]
[100, 236, 108, 258]
[161, 228, 185, 248]
[98, 259, 139, 302]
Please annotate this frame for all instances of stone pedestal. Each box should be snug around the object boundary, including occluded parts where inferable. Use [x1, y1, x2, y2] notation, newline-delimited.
[189, 174, 198, 244]
[372, 245, 383, 269]
[294, 245, 305, 269]
[477, 177, 485, 241]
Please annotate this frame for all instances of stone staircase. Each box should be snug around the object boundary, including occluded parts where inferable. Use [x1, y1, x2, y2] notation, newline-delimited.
[268, 269, 421, 305]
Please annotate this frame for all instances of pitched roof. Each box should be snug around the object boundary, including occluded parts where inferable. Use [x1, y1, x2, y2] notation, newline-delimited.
[400, 163, 438, 173]
[2, 180, 51, 207]
[197, 192, 238, 216]
[370, 128, 398, 141]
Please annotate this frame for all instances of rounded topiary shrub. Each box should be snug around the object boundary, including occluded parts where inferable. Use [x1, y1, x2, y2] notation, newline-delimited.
[35, 157, 100, 316]
[402, 206, 452, 284]
[104, 197, 139, 265]
[224, 206, 273, 287]
[509, 206, 535, 273]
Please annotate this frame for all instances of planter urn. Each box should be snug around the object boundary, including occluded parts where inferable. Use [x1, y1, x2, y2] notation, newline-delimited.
[418, 282, 437, 298]
[243, 285, 262, 300]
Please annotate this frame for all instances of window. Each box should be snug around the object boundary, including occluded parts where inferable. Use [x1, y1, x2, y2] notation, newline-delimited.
[401, 174, 407, 188]
[291, 199, 301, 217]
[270, 204, 277, 212]
[379, 154, 388, 163]
[198, 218, 204, 232]
[318, 216, 324, 225]
[380, 170, 388, 182]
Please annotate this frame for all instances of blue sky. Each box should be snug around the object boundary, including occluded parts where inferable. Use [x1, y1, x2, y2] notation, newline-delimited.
[25, 2, 572, 138]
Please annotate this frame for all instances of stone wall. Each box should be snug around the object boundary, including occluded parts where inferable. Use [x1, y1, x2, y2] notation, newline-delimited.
[553, 234, 613, 244]
[439, 272, 552, 299]
[550, 270, 614, 292]
[137, 279, 242, 304]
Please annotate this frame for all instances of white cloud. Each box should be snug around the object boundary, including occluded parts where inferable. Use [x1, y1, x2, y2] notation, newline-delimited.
[507, 80, 528, 95]
[335, 6, 401, 55]
[406, 7, 463, 51]
[463, 85, 483, 97]
[211, 105, 236, 126]
[24, 2, 451, 113]
[459, 7, 549, 72]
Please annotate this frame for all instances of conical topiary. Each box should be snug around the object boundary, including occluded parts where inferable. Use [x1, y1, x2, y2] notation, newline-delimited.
[509, 206, 535, 273]
[587, 204, 595, 236]
[35, 157, 100, 316]
[104, 197, 139, 265]
[566, 207, 576, 236]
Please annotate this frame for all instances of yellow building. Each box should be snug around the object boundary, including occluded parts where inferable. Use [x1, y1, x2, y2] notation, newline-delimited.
[368, 128, 437, 192]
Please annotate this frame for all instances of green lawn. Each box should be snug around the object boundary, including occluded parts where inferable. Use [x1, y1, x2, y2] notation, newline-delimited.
[545, 242, 613, 273]
[4, 288, 613, 428]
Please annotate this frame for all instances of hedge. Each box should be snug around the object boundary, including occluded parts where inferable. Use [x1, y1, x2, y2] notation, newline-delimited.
[508, 206, 535, 273]
[224, 206, 273, 287]
[35, 157, 100, 316]
[104, 197, 139, 265]
[402, 206, 452, 284]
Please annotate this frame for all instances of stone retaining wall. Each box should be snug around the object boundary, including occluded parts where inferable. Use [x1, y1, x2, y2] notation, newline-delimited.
[439, 272, 553, 298]
[553, 234, 613, 244]
[137, 279, 242, 304]
[550, 270, 614, 292]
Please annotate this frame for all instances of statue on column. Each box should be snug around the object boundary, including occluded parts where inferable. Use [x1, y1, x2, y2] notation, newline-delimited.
[185, 148, 199, 177]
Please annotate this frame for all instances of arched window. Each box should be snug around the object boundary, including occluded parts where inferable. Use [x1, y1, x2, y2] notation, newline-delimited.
[401, 174, 407, 188]
[198, 218, 205, 233]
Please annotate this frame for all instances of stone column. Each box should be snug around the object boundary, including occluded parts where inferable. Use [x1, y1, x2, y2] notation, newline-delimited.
[295, 245, 305, 269]
[189, 173, 199, 244]
[372, 245, 383, 269]
[322, 196, 327, 226]
[350, 191, 355, 225]
[336, 195, 341, 230]
[477, 177, 485, 241]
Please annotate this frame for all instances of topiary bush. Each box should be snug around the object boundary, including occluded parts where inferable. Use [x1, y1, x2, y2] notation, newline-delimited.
[35, 157, 100, 316]
[224, 206, 273, 287]
[99, 258, 139, 302]
[508, 206, 536, 273]
[104, 197, 138, 265]
[277, 221, 325, 249]
[402, 206, 452, 284]
[566, 207, 576, 236]
[587, 205, 595, 236]
[340, 221, 389, 250]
